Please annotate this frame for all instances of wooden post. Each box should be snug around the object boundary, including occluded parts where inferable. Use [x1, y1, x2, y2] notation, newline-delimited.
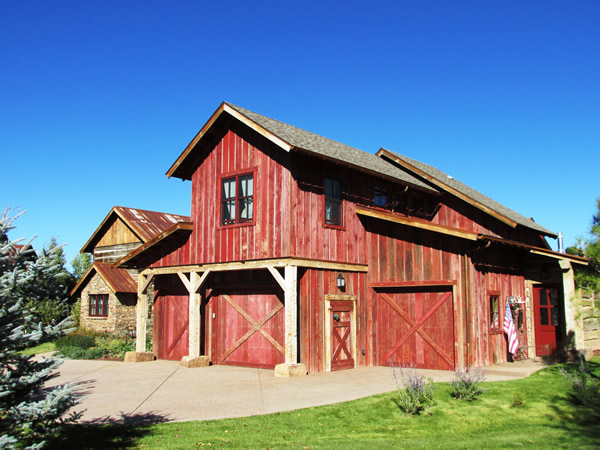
[135, 273, 148, 353]
[284, 265, 298, 364]
[125, 273, 155, 362]
[270, 265, 306, 377]
[188, 271, 201, 358]
[178, 269, 211, 367]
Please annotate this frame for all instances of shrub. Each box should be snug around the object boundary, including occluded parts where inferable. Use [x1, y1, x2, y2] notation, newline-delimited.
[58, 345, 106, 360]
[70, 298, 81, 329]
[55, 333, 95, 350]
[391, 364, 435, 414]
[560, 360, 600, 406]
[451, 366, 486, 401]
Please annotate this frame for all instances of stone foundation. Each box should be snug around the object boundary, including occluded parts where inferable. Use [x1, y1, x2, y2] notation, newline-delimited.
[274, 363, 307, 378]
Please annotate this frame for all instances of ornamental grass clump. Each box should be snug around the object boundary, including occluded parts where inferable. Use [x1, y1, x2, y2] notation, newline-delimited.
[450, 366, 486, 401]
[560, 359, 600, 406]
[391, 364, 435, 415]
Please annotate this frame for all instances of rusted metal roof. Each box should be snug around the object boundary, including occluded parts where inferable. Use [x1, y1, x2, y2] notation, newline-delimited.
[81, 206, 191, 253]
[70, 262, 137, 297]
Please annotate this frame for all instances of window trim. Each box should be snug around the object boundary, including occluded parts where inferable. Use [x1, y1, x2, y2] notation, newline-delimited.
[218, 168, 256, 228]
[488, 290, 501, 333]
[324, 177, 344, 229]
[89, 293, 109, 317]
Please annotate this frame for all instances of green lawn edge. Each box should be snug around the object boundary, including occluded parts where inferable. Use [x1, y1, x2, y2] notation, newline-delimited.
[49, 358, 600, 449]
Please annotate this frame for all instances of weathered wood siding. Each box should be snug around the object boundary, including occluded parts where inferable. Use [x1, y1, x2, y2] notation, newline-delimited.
[298, 269, 367, 374]
[97, 217, 141, 247]
[190, 123, 292, 264]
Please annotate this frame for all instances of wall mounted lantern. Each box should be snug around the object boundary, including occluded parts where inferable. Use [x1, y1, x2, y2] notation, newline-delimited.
[337, 273, 346, 291]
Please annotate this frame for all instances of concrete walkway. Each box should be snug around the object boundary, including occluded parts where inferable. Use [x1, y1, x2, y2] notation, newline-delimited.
[41, 355, 549, 425]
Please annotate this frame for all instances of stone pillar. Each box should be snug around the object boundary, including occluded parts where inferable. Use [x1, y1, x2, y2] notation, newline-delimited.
[560, 260, 584, 350]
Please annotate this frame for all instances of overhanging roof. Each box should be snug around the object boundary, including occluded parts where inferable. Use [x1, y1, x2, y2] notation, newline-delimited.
[377, 148, 556, 237]
[356, 205, 587, 266]
[81, 206, 191, 253]
[167, 102, 438, 194]
[70, 262, 137, 297]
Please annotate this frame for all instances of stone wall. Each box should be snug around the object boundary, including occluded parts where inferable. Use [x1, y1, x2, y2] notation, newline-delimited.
[580, 291, 600, 357]
[80, 272, 137, 334]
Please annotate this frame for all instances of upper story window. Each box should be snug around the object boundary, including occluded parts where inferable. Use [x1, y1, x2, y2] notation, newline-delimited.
[325, 177, 342, 226]
[221, 173, 254, 226]
[374, 187, 389, 208]
[89, 294, 109, 317]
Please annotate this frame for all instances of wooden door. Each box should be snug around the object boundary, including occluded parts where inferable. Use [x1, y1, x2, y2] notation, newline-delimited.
[375, 287, 454, 370]
[534, 286, 561, 356]
[210, 289, 285, 369]
[154, 294, 189, 360]
[330, 300, 354, 371]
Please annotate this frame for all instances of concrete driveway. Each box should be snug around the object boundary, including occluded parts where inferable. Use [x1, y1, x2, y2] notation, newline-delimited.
[42, 356, 548, 424]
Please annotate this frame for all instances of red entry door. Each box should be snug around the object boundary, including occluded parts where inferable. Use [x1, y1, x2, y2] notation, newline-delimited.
[330, 301, 354, 371]
[534, 286, 561, 356]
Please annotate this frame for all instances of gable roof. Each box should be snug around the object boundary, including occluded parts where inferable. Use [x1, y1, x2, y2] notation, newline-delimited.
[81, 206, 191, 253]
[114, 221, 193, 269]
[70, 262, 137, 297]
[167, 102, 438, 194]
[377, 149, 556, 237]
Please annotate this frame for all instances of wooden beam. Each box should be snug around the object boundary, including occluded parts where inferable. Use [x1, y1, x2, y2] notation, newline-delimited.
[223, 104, 293, 152]
[267, 266, 286, 291]
[139, 273, 154, 295]
[135, 274, 149, 352]
[141, 257, 368, 276]
[284, 265, 298, 364]
[356, 205, 479, 241]
[369, 280, 456, 288]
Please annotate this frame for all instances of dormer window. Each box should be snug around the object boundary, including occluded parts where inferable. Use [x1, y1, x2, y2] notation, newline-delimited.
[325, 177, 342, 226]
[221, 173, 254, 226]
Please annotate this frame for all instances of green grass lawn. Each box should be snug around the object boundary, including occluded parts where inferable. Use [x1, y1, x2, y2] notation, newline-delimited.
[49, 359, 600, 449]
[19, 341, 56, 356]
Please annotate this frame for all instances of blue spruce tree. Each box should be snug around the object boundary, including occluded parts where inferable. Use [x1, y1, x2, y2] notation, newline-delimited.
[0, 210, 82, 447]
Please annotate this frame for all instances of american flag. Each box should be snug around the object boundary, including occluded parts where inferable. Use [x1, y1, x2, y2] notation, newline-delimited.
[504, 301, 519, 355]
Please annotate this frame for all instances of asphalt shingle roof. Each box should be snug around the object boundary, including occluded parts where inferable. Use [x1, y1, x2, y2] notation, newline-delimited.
[381, 149, 556, 236]
[225, 103, 437, 193]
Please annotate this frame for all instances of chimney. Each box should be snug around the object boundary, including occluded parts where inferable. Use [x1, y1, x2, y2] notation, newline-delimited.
[558, 232, 564, 253]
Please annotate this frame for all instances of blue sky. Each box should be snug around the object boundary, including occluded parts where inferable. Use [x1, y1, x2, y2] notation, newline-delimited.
[1, 1, 598, 266]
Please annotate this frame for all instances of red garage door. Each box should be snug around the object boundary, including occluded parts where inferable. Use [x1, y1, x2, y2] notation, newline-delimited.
[154, 294, 189, 361]
[209, 289, 285, 369]
[375, 287, 454, 370]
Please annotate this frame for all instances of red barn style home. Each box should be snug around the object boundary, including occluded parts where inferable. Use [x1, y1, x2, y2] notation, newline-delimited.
[85, 102, 587, 375]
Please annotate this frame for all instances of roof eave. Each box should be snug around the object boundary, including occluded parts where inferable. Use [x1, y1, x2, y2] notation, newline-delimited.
[166, 102, 294, 180]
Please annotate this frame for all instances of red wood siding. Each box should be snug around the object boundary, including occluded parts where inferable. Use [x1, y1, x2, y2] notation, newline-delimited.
[190, 123, 292, 264]
[298, 269, 367, 374]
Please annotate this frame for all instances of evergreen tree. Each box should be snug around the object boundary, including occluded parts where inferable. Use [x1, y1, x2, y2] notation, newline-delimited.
[0, 210, 81, 447]
[567, 198, 600, 292]
[70, 252, 92, 281]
